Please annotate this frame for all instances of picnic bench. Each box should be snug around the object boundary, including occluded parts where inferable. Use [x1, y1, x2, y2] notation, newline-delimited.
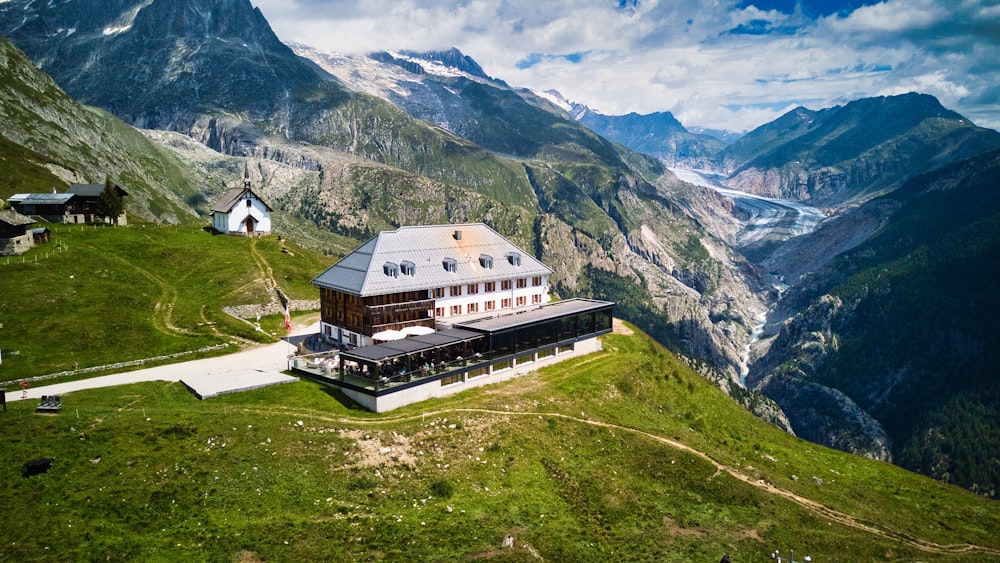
[35, 395, 61, 414]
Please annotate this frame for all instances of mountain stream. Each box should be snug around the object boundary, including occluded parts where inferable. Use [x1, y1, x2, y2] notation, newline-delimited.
[669, 168, 827, 383]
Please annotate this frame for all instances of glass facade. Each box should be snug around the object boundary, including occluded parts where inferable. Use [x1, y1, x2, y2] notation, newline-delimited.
[477, 303, 614, 362]
[307, 300, 613, 400]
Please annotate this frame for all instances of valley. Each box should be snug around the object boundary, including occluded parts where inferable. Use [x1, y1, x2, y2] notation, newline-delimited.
[1, 0, 999, 525]
[668, 168, 827, 252]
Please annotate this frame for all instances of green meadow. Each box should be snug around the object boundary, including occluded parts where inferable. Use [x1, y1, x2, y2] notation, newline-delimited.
[0, 224, 332, 381]
[1, 328, 997, 562]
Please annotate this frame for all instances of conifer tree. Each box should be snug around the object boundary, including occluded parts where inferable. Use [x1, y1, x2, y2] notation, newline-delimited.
[96, 176, 124, 225]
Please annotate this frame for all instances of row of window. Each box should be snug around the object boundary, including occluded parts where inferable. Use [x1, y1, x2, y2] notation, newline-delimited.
[440, 344, 577, 387]
[432, 277, 543, 298]
[435, 294, 543, 317]
[384, 252, 529, 278]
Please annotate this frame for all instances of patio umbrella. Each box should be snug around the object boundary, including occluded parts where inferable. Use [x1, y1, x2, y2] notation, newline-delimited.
[401, 325, 435, 337]
[372, 329, 406, 342]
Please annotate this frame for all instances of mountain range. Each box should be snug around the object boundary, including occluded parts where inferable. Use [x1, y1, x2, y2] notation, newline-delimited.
[0, 0, 771, 400]
[2, 0, 1000, 496]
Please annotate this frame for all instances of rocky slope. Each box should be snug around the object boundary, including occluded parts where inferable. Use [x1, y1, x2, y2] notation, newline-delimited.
[574, 107, 726, 168]
[0, 0, 780, 395]
[528, 90, 728, 168]
[718, 94, 1000, 207]
[0, 35, 202, 223]
[747, 149, 1000, 494]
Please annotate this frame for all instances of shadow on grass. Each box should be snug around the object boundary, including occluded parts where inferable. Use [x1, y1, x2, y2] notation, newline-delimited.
[315, 384, 371, 413]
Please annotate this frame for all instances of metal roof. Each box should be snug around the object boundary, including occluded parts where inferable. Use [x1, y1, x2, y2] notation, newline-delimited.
[345, 343, 410, 362]
[376, 338, 431, 354]
[312, 224, 553, 297]
[341, 328, 484, 363]
[455, 298, 614, 333]
[8, 193, 74, 205]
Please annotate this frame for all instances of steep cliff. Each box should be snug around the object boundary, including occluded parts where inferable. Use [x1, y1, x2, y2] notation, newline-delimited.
[748, 149, 1000, 495]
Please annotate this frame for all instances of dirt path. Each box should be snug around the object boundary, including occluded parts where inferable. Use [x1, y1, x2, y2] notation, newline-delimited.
[11, 310, 995, 557]
[105, 252, 191, 337]
[10, 322, 319, 402]
[249, 238, 282, 305]
[237, 404, 1000, 558]
[612, 318, 633, 335]
[249, 238, 275, 284]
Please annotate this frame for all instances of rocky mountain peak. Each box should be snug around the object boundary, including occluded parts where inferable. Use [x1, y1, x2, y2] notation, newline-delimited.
[397, 47, 494, 81]
[128, 0, 278, 44]
[0, 0, 329, 129]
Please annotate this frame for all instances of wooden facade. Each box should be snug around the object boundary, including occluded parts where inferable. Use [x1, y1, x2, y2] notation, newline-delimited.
[320, 288, 435, 337]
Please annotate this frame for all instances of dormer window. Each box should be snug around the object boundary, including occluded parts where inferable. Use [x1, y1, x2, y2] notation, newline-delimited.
[507, 252, 521, 266]
[383, 262, 399, 277]
[479, 254, 494, 269]
[401, 261, 416, 276]
[442, 257, 457, 273]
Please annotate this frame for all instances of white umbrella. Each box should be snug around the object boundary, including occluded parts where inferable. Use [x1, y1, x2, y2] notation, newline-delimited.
[401, 325, 435, 337]
[372, 329, 405, 342]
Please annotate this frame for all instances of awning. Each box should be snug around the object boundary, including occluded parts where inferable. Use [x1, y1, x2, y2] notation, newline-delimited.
[341, 328, 486, 365]
[372, 329, 405, 342]
[401, 325, 435, 337]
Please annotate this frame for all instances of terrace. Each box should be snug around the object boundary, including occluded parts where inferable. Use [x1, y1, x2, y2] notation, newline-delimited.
[291, 328, 488, 392]
[292, 298, 614, 407]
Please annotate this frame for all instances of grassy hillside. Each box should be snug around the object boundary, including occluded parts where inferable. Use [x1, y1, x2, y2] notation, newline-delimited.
[1, 328, 997, 561]
[0, 36, 206, 224]
[0, 224, 332, 381]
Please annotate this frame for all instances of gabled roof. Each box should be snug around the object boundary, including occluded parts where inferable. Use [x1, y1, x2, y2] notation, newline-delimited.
[8, 193, 74, 205]
[313, 224, 553, 297]
[68, 183, 129, 197]
[210, 187, 273, 214]
[0, 209, 35, 227]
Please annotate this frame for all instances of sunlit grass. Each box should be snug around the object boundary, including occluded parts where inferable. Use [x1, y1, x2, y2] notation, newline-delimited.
[2, 326, 994, 561]
[0, 223, 333, 380]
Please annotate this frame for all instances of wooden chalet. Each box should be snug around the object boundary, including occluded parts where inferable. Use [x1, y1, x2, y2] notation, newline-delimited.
[8, 183, 128, 225]
[67, 183, 129, 225]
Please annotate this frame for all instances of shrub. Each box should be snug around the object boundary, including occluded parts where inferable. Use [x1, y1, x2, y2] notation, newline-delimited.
[430, 479, 454, 499]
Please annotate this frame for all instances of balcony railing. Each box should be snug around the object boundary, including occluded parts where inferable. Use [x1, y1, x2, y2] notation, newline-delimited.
[366, 299, 435, 316]
[365, 299, 435, 333]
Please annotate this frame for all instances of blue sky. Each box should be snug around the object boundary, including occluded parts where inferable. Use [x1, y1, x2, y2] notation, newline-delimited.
[253, 0, 1000, 132]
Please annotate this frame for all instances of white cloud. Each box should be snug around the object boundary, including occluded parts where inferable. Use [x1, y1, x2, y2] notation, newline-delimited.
[252, 0, 1000, 132]
[826, 0, 946, 33]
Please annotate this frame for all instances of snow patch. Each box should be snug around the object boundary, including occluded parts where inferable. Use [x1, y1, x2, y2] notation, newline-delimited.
[103, 25, 130, 36]
[532, 90, 573, 112]
[103, 0, 153, 36]
[386, 50, 471, 80]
